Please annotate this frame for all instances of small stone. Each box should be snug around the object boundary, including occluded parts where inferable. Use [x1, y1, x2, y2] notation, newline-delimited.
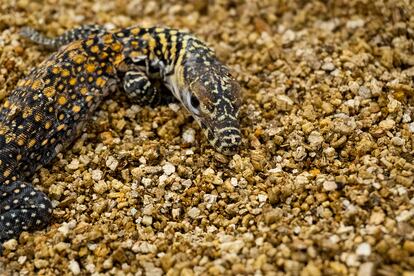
[103, 258, 113, 269]
[323, 181, 337, 191]
[172, 208, 180, 219]
[282, 29, 296, 44]
[105, 156, 118, 171]
[132, 241, 157, 253]
[220, 240, 244, 254]
[356, 243, 371, 256]
[358, 86, 372, 98]
[409, 122, 414, 133]
[301, 262, 322, 276]
[258, 194, 267, 203]
[168, 103, 180, 112]
[188, 207, 201, 219]
[54, 242, 70, 252]
[346, 18, 364, 28]
[162, 163, 176, 176]
[275, 95, 294, 111]
[67, 159, 80, 170]
[17, 256, 27, 265]
[403, 240, 414, 253]
[322, 62, 335, 71]
[391, 137, 405, 146]
[91, 169, 103, 181]
[308, 131, 324, 147]
[69, 260, 81, 275]
[344, 253, 359, 267]
[142, 215, 153, 226]
[264, 208, 283, 225]
[369, 210, 385, 225]
[230, 177, 238, 187]
[181, 268, 194, 276]
[295, 175, 309, 185]
[358, 262, 375, 276]
[58, 223, 71, 236]
[143, 262, 163, 276]
[397, 209, 414, 222]
[34, 259, 49, 269]
[2, 239, 17, 251]
[182, 128, 195, 144]
[379, 119, 395, 130]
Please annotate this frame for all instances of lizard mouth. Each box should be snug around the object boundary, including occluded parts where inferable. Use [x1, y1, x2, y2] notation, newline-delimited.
[200, 119, 241, 155]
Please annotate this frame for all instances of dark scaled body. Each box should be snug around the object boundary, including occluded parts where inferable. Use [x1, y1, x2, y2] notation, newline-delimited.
[0, 25, 241, 250]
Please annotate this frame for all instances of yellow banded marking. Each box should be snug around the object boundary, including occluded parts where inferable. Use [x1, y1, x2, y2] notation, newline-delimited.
[96, 77, 106, 87]
[52, 66, 61, 74]
[90, 45, 99, 53]
[72, 105, 81, 113]
[61, 69, 70, 77]
[102, 34, 114, 44]
[57, 124, 66, 131]
[58, 96, 67, 105]
[158, 33, 168, 60]
[85, 64, 96, 73]
[43, 86, 56, 98]
[80, 87, 88, 95]
[111, 42, 123, 52]
[28, 139, 36, 148]
[73, 54, 86, 64]
[69, 78, 77, 86]
[130, 27, 140, 35]
[44, 121, 52, 129]
[31, 79, 42, 90]
[22, 107, 33, 119]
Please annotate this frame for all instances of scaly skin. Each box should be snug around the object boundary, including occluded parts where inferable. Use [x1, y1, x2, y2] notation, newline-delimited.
[0, 25, 241, 250]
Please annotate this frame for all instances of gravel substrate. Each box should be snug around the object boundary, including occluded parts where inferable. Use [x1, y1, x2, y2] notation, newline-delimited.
[1, 0, 414, 275]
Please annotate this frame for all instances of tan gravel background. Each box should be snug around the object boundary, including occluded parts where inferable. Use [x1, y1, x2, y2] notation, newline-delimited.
[0, 0, 414, 275]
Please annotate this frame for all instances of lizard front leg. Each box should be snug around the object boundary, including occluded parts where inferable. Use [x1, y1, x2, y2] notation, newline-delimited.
[123, 71, 176, 106]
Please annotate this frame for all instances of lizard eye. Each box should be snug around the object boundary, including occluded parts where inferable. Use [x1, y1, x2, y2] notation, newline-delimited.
[190, 95, 200, 109]
[185, 92, 201, 116]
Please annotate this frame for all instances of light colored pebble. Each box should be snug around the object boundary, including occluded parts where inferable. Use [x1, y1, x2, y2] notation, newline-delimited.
[358, 262, 375, 276]
[220, 240, 245, 254]
[379, 119, 395, 130]
[105, 156, 119, 171]
[2, 239, 17, 251]
[282, 29, 296, 44]
[258, 194, 267, 203]
[91, 169, 103, 181]
[69, 260, 81, 275]
[358, 86, 371, 98]
[132, 241, 157, 254]
[162, 162, 176, 176]
[17, 256, 27, 265]
[322, 62, 335, 71]
[182, 128, 195, 144]
[94, 180, 109, 194]
[34, 259, 49, 269]
[391, 137, 405, 146]
[356, 243, 371, 256]
[323, 181, 337, 191]
[396, 209, 414, 222]
[409, 122, 414, 133]
[188, 207, 201, 219]
[142, 215, 153, 226]
[67, 159, 80, 170]
[346, 18, 364, 28]
[308, 131, 324, 147]
[168, 103, 180, 112]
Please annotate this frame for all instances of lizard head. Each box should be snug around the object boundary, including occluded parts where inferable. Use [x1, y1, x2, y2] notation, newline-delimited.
[169, 51, 242, 155]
